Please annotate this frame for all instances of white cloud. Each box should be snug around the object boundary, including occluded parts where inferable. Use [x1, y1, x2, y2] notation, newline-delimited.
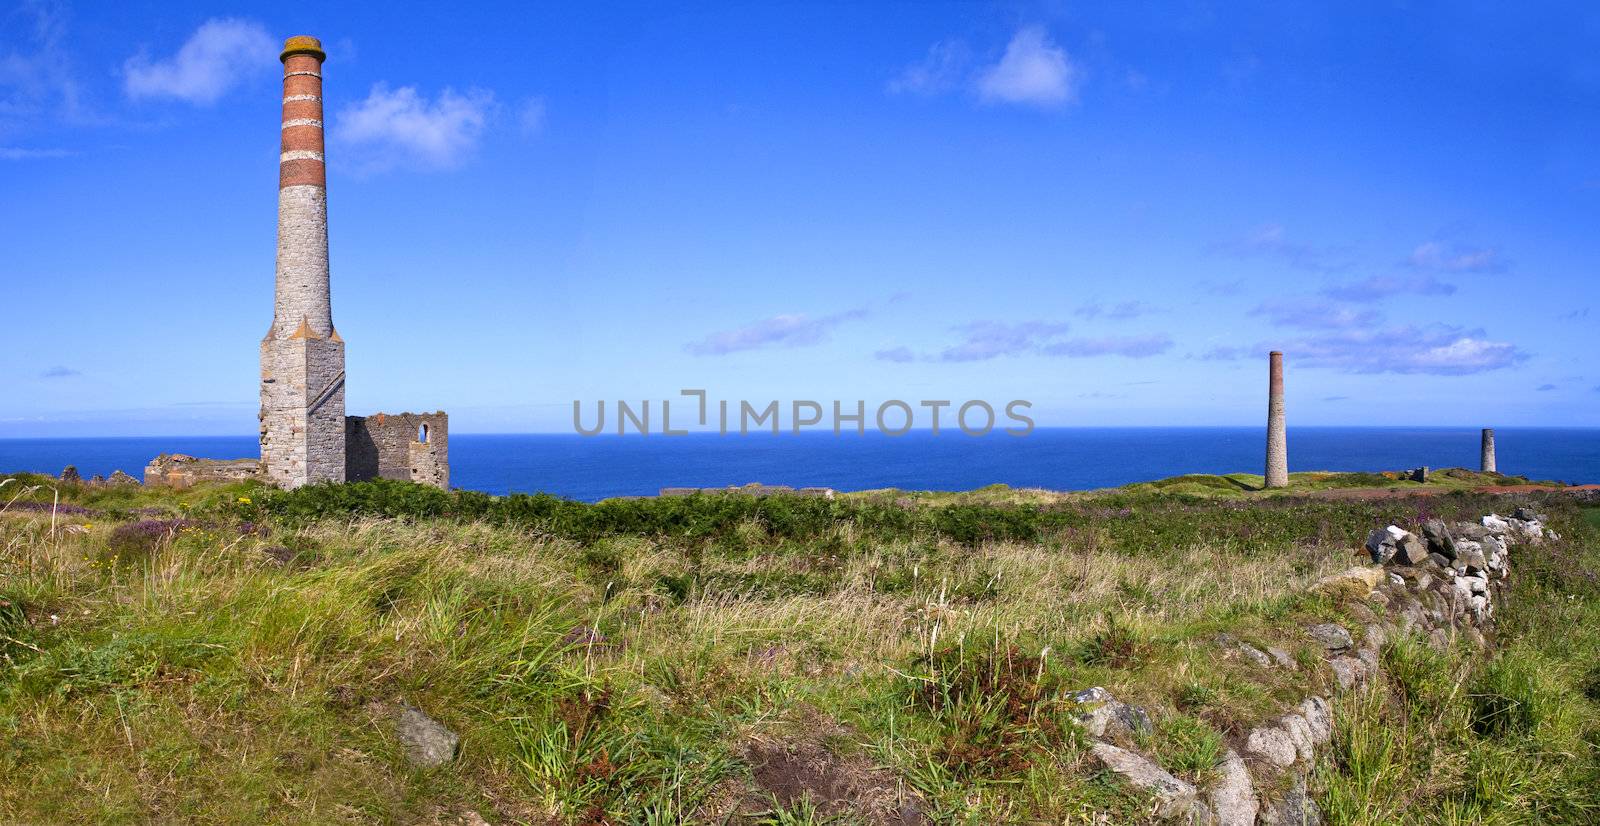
[975, 27, 1078, 107]
[123, 18, 275, 105]
[335, 83, 495, 171]
[686, 308, 868, 356]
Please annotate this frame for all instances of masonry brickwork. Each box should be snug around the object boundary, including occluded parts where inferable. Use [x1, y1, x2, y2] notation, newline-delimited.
[347, 412, 449, 489]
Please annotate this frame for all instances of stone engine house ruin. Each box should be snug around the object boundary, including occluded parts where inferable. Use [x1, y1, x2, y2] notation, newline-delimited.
[147, 36, 448, 491]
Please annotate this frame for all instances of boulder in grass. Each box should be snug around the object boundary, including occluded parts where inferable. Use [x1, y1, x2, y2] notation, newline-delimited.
[1310, 567, 1383, 601]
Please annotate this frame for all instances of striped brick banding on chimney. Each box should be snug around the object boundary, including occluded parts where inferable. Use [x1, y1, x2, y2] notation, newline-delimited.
[261, 36, 345, 488]
[1264, 350, 1288, 489]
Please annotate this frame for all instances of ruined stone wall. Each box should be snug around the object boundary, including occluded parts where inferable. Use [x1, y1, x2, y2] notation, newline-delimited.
[144, 454, 262, 488]
[346, 412, 448, 489]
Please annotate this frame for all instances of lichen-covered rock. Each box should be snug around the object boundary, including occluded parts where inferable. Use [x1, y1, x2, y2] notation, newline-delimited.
[1090, 742, 1197, 820]
[1207, 750, 1258, 826]
[1267, 647, 1297, 670]
[1329, 656, 1369, 690]
[1070, 687, 1151, 740]
[1306, 623, 1353, 652]
[1310, 567, 1383, 601]
[105, 470, 140, 486]
[388, 703, 459, 767]
[1421, 519, 1457, 559]
[1245, 726, 1297, 768]
[1259, 776, 1323, 826]
[1297, 697, 1333, 744]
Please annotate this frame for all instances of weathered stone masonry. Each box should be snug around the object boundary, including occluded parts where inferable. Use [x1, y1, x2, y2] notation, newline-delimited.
[260, 36, 345, 489]
[347, 412, 449, 489]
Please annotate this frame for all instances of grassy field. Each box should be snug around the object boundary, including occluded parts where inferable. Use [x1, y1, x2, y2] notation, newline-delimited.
[1, 472, 1596, 824]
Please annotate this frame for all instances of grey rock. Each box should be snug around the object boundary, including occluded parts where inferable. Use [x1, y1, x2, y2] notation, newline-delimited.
[1259, 775, 1323, 826]
[1298, 697, 1333, 744]
[1454, 522, 1489, 541]
[1364, 528, 1397, 564]
[1306, 623, 1353, 652]
[392, 703, 459, 767]
[1071, 687, 1152, 740]
[1279, 713, 1315, 763]
[1390, 532, 1430, 566]
[1245, 726, 1297, 768]
[1421, 519, 1457, 559]
[1329, 656, 1369, 690]
[1237, 643, 1274, 668]
[105, 470, 139, 486]
[1207, 750, 1258, 826]
[1267, 647, 1297, 670]
[1481, 514, 1511, 534]
[1090, 741, 1198, 820]
[60, 465, 80, 483]
[1513, 506, 1543, 522]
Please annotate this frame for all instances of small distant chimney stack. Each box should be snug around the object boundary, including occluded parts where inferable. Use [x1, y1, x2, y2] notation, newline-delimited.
[1265, 351, 1288, 488]
[1481, 428, 1496, 473]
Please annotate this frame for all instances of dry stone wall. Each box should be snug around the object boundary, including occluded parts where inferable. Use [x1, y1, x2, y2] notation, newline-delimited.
[1079, 507, 1554, 825]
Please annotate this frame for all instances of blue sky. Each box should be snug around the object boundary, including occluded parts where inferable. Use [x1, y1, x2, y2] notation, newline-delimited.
[2, 0, 1597, 436]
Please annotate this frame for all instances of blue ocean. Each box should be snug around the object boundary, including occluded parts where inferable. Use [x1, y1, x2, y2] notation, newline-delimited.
[1, 428, 1596, 502]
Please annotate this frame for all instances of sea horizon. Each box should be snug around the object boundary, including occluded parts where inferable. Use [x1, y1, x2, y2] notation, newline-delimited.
[6, 426, 1597, 502]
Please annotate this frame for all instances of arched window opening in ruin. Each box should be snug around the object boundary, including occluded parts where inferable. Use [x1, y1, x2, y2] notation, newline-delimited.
[418, 423, 429, 444]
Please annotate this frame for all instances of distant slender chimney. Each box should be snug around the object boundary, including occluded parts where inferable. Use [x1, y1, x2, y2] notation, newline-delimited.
[1265, 351, 1288, 488]
[260, 36, 345, 488]
[1481, 428, 1496, 474]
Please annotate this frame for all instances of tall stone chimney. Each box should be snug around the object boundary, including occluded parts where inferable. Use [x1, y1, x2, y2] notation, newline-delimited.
[260, 36, 345, 488]
[1264, 351, 1288, 488]
[1481, 428, 1496, 474]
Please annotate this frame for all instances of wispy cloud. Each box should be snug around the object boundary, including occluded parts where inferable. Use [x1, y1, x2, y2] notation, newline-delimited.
[1197, 346, 1250, 361]
[39, 365, 79, 378]
[1561, 307, 1590, 321]
[1320, 274, 1456, 301]
[686, 308, 868, 356]
[517, 96, 546, 135]
[335, 83, 496, 171]
[1042, 335, 1173, 358]
[123, 18, 275, 105]
[1252, 296, 1380, 330]
[975, 26, 1079, 107]
[1536, 383, 1557, 392]
[881, 322, 1171, 362]
[938, 320, 1069, 362]
[1323, 395, 1350, 402]
[887, 40, 970, 96]
[1406, 241, 1506, 274]
[1, 0, 94, 131]
[1214, 224, 1351, 273]
[874, 346, 916, 363]
[1075, 300, 1157, 320]
[890, 26, 1080, 109]
[0, 146, 71, 160]
[1287, 324, 1526, 376]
